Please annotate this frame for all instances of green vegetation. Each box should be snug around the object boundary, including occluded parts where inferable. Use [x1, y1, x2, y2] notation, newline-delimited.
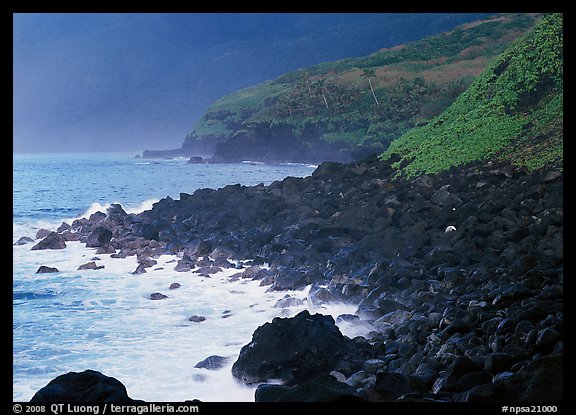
[380, 13, 563, 176]
[183, 13, 541, 160]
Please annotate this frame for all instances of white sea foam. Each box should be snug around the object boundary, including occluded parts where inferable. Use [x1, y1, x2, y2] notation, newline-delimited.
[13, 221, 57, 244]
[12, 156, 338, 401]
[280, 162, 319, 169]
[123, 199, 159, 214]
[154, 156, 189, 162]
[82, 202, 113, 218]
[12, 242, 371, 402]
[81, 199, 159, 218]
[12, 198, 159, 245]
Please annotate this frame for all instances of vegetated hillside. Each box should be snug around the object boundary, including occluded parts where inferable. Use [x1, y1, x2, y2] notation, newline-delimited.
[169, 13, 540, 163]
[381, 13, 563, 176]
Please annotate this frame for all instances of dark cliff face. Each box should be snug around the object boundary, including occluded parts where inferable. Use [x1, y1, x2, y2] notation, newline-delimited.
[150, 120, 368, 163]
[180, 135, 221, 158]
[211, 122, 352, 164]
[142, 137, 220, 159]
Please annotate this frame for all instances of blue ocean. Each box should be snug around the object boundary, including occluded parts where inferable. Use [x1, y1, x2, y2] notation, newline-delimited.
[12, 153, 368, 401]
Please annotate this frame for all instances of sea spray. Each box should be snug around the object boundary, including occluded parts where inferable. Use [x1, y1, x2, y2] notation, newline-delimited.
[82, 199, 160, 218]
[13, 240, 371, 401]
[13, 153, 322, 401]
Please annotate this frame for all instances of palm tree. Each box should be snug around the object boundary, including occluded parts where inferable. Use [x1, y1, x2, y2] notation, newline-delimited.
[302, 70, 313, 97]
[362, 68, 379, 106]
[316, 79, 330, 110]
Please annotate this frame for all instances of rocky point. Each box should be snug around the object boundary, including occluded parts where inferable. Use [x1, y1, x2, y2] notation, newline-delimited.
[23, 154, 563, 402]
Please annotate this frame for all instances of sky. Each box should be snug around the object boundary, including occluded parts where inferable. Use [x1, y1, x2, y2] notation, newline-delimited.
[12, 13, 488, 154]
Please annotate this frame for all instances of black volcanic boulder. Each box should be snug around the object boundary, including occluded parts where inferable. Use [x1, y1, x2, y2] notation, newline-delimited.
[187, 156, 205, 164]
[194, 355, 229, 370]
[78, 261, 105, 271]
[30, 369, 137, 402]
[86, 226, 113, 248]
[255, 373, 361, 402]
[311, 161, 345, 179]
[490, 354, 563, 402]
[36, 265, 59, 274]
[14, 236, 34, 245]
[104, 203, 128, 226]
[31, 232, 66, 250]
[232, 310, 354, 386]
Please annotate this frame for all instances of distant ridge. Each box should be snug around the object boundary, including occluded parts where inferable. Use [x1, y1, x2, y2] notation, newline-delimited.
[148, 13, 541, 163]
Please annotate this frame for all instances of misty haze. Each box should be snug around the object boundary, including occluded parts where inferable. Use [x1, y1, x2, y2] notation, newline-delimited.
[13, 13, 487, 154]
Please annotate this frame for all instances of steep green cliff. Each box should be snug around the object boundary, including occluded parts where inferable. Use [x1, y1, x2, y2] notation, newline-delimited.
[381, 13, 563, 176]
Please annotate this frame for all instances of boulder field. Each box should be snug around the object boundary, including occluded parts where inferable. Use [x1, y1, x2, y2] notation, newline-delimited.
[24, 154, 563, 402]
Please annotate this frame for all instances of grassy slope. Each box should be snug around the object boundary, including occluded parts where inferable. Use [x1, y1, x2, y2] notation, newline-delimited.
[185, 13, 541, 159]
[380, 13, 563, 176]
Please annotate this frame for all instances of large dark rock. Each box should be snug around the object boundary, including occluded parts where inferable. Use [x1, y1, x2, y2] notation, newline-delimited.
[89, 211, 106, 223]
[271, 269, 309, 290]
[14, 236, 34, 246]
[36, 265, 59, 274]
[254, 384, 293, 402]
[461, 354, 564, 402]
[30, 369, 137, 402]
[174, 256, 196, 272]
[78, 261, 105, 270]
[435, 355, 482, 393]
[31, 232, 66, 250]
[307, 286, 339, 306]
[86, 226, 113, 248]
[96, 244, 116, 254]
[311, 161, 345, 178]
[105, 204, 128, 226]
[232, 310, 355, 386]
[431, 184, 463, 208]
[196, 265, 222, 277]
[140, 220, 168, 241]
[132, 264, 147, 274]
[35, 228, 52, 239]
[194, 355, 229, 370]
[255, 373, 361, 402]
[491, 354, 563, 401]
[456, 371, 493, 392]
[187, 156, 206, 164]
[188, 315, 206, 322]
[56, 222, 72, 233]
[371, 371, 428, 400]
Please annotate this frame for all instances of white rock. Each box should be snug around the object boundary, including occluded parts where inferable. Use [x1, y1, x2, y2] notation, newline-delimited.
[329, 370, 347, 383]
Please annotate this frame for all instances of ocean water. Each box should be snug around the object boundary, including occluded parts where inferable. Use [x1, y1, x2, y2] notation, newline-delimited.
[13, 153, 372, 402]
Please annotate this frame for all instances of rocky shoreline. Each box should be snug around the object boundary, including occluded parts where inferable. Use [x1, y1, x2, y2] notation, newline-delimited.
[22, 154, 563, 402]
